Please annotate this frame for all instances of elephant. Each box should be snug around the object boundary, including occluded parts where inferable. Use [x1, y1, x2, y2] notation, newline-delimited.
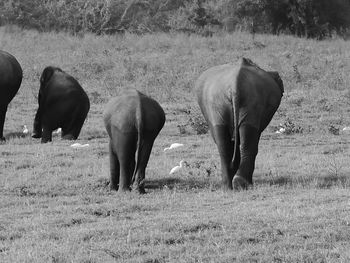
[196, 58, 284, 190]
[103, 89, 165, 194]
[32, 66, 90, 143]
[0, 50, 23, 141]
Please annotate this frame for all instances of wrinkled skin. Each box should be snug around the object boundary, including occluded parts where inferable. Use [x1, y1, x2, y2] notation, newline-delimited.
[32, 66, 90, 143]
[196, 58, 284, 190]
[103, 90, 165, 194]
[0, 51, 23, 141]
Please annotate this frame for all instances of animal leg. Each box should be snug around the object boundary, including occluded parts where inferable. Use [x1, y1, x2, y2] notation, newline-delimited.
[233, 124, 260, 190]
[0, 106, 6, 141]
[41, 126, 52, 143]
[211, 125, 234, 190]
[132, 136, 155, 194]
[32, 107, 42, 138]
[62, 114, 85, 140]
[109, 141, 120, 191]
[112, 130, 137, 193]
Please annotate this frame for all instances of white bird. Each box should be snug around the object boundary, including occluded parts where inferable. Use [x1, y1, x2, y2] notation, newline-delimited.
[53, 128, 62, 135]
[275, 127, 286, 134]
[164, 143, 184, 152]
[22, 125, 29, 134]
[70, 143, 89, 148]
[169, 160, 185, 175]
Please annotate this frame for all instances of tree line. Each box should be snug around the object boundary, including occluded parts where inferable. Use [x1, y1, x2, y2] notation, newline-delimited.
[1, 0, 349, 39]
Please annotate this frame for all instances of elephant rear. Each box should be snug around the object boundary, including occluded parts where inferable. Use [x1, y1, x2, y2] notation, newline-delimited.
[0, 50, 23, 140]
[195, 58, 283, 190]
[103, 90, 165, 193]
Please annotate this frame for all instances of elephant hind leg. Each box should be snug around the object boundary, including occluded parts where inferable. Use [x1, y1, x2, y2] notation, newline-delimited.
[62, 108, 87, 140]
[132, 134, 156, 194]
[112, 130, 137, 193]
[0, 106, 6, 141]
[109, 141, 120, 191]
[62, 121, 83, 140]
[233, 124, 260, 190]
[211, 125, 234, 190]
[41, 126, 53, 143]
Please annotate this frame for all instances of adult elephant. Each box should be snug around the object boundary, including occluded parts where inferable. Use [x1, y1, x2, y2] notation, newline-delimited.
[32, 66, 90, 143]
[103, 90, 165, 194]
[0, 50, 23, 141]
[196, 58, 284, 190]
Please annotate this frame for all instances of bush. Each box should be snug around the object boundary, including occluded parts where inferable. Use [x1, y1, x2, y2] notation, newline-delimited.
[188, 107, 209, 135]
[230, 0, 350, 39]
[0, 0, 349, 38]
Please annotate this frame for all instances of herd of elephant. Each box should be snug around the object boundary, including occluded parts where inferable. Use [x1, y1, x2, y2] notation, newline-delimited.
[1, 50, 284, 193]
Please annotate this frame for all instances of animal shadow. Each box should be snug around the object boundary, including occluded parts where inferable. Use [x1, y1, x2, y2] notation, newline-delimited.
[146, 177, 219, 191]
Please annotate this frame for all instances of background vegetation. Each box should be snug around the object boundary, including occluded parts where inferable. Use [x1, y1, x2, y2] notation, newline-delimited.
[1, 0, 350, 38]
[0, 24, 350, 262]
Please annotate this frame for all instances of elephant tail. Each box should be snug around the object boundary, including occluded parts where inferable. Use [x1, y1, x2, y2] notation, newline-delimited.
[131, 97, 144, 186]
[231, 93, 240, 174]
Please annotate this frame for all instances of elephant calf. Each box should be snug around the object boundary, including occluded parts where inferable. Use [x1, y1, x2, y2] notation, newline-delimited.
[103, 90, 165, 193]
[32, 66, 90, 143]
[196, 58, 284, 190]
[0, 50, 23, 141]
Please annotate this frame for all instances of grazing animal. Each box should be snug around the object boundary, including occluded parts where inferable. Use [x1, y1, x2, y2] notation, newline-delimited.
[164, 143, 184, 152]
[0, 50, 23, 141]
[196, 58, 283, 190]
[32, 66, 90, 143]
[103, 89, 165, 194]
[169, 160, 185, 175]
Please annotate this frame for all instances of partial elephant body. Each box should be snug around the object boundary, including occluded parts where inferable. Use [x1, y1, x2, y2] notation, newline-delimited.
[32, 67, 90, 143]
[196, 58, 283, 190]
[103, 90, 165, 193]
[0, 50, 23, 141]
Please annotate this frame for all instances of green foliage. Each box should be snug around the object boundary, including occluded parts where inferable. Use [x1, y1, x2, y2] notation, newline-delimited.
[230, 0, 350, 38]
[1, 0, 349, 38]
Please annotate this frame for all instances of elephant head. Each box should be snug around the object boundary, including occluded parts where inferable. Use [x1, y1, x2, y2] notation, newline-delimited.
[32, 66, 89, 142]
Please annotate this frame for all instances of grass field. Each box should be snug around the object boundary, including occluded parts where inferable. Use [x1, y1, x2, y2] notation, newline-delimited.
[1, 26, 350, 262]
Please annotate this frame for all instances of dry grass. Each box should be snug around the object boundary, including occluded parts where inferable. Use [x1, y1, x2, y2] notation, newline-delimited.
[0, 26, 350, 262]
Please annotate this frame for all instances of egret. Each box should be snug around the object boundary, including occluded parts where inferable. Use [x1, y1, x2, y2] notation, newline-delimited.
[169, 160, 185, 175]
[164, 143, 184, 152]
[22, 125, 29, 134]
[70, 143, 89, 148]
[275, 127, 285, 134]
[53, 128, 62, 135]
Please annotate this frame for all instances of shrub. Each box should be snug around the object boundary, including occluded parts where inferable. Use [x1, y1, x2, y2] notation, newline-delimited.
[187, 107, 209, 135]
[0, 0, 349, 38]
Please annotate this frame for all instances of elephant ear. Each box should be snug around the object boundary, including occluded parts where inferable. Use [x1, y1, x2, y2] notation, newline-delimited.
[269, 71, 284, 95]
